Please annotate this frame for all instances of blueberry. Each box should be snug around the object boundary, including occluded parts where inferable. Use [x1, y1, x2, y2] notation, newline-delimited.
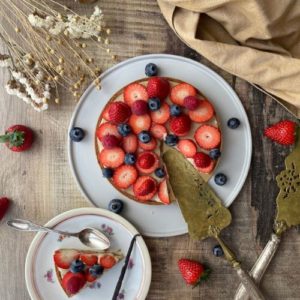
[227, 118, 240, 129]
[148, 97, 161, 111]
[145, 63, 158, 77]
[69, 127, 85, 142]
[108, 199, 124, 214]
[209, 149, 221, 160]
[124, 153, 136, 165]
[70, 259, 85, 273]
[165, 134, 178, 146]
[213, 245, 224, 257]
[214, 173, 227, 186]
[118, 123, 131, 137]
[138, 130, 151, 143]
[155, 167, 165, 178]
[102, 168, 114, 178]
[170, 105, 181, 116]
[89, 264, 104, 277]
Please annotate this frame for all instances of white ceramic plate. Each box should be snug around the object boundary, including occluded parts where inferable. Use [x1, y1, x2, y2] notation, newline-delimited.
[68, 54, 252, 237]
[25, 208, 151, 300]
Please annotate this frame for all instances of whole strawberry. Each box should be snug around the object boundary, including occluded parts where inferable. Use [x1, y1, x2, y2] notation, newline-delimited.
[0, 125, 33, 152]
[264, 120, 297, 146]
[0, 197, 10, 220]
[178, 259, 210, 286]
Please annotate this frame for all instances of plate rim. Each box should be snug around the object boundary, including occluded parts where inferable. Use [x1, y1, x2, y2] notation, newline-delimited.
[25, 207, 152, 300]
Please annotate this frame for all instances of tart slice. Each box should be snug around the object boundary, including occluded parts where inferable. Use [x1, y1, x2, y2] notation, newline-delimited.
[53, 248, 123, 297]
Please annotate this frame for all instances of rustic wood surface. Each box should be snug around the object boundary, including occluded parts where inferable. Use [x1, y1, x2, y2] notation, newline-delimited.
[0, 1, 299, 299]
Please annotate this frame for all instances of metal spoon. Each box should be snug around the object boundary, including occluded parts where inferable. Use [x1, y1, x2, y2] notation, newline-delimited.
[7, 219, 110, 250]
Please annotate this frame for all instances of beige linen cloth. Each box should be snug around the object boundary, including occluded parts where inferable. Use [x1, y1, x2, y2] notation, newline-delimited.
[157, 0, 300, 118]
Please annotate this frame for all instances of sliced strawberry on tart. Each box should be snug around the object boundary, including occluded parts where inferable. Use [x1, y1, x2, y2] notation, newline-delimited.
[53, 249, 123, 297]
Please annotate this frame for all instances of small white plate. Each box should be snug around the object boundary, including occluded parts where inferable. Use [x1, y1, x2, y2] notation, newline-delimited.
[68, 54, 252, 237]
[25, 208, 151, 300]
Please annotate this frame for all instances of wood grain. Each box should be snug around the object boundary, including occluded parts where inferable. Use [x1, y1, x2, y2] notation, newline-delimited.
[0, 1, 299, 299]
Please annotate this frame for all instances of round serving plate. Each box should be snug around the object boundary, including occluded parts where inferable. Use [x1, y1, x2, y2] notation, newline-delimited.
[68, 54, 252, 237]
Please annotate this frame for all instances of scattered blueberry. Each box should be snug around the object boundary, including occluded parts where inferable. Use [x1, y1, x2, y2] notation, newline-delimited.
[148, 97, 161, 111]
[89, 264, 104, 277]
[138, 130, 151, 143]
[102, 168, 114, 178]
[145, 63, 158, 77]
[70, 259, 85, 273]
[227, 118, 240, 129]
[170, 104, 181, 116]
[108, 199, 124, 214]
[209, 149, 221, 160]
[213, 245, 224, 257]
[155, 167, 165, 178]
[124, 153, 136, 165]
[69, 127, 85, 142]
[165, 134, 179, 146]
[214, 173, 227, 186]
[118, 123, 131, 137]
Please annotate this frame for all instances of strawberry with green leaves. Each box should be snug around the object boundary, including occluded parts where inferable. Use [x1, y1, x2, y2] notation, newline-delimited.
[0, 125, 33, 152]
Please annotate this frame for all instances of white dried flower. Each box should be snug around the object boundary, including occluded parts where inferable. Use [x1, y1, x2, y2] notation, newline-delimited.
[0, 54, 11, 67]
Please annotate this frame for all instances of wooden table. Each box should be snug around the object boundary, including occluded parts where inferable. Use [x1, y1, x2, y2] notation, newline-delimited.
[0, 1, 299, 299]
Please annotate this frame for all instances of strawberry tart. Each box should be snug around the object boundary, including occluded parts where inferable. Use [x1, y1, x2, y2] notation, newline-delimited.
[96, 63, 221, 205]
[53, 248, 123, 297]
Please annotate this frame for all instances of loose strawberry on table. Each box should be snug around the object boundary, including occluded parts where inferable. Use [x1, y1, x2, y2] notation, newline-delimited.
[124, 83, 148, 106]
[0, 197, 10, 220]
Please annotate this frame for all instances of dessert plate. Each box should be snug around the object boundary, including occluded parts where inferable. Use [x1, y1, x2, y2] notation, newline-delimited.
[25, 208, 151, 300]
[68, 54, 252, 237]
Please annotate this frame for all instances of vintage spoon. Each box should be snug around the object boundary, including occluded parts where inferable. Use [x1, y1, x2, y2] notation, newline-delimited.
[7, 219, 110, 250]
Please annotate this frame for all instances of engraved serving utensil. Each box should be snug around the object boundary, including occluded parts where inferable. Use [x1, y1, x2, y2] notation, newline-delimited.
[234, 127, 300, 300]
[7, 219, 110, 250]
[161, 144, 265, 300]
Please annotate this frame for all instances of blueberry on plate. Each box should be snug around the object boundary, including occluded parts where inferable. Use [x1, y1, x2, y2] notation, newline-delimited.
[70, 259, 85, 273]
[227, 118, 240, 129]
[212, 245, 224, 257]
[124, 153, 136, 165]
[69, 127, 85, 142]
[209, 149, 221, 160]
[138, 130, 151, 143]
[102, 168, 114, 178]
[148, 97, 161, 111]
[118, 123, 131, 137]
[170, 104, 181, 116]
[145, 63, 158, 77]
[155, 167, 165, 178]
[214, 173, 227, 186]
[165, 134, 179, 146]
[108, 199, 124, 214]
[89, 264, 104, 277]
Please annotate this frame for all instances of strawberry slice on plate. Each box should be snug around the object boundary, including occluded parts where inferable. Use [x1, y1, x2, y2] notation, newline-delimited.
[129, 114, 151, 134]
[133, 176, 158, 201]
[139, 138, 157, 151]
[150, 124, 167, 139]
[62, 271, 86, 296]
[177, 139, 197, 158]
[96, 122, 121, 141]
[170, 114, 191, 136]
[122, 134, 138, 153]
[197, 159, 215, 174]
[113, 165, 138, 189]
[150, 102, 170, 124]
[99, 147, 125, 168]
[170, 83, 197, 106]
[53, 249, 80, 269]
[99, 254, 117, 269]
[102, 106, 111, 121]
[189, 100, 214, 123]
[136, 151, 159, 174]
[146, 77, 170, 101]
[193, 152, 212, 168]
[124, 83, 148, 106]
[85, 269, 97, 283]
[194, 125, 221, 150]
[80, 253, 98, 266]
[158, 180, 170, 205]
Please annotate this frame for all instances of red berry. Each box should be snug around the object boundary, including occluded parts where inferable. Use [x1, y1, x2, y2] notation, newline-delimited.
[194, 125, 221, 150]
[150, 124, 167, 139]
[136, 151, 159, 174]
[146, 77, 170, 101]
[122, 134, 138, 153]
[99, 255, 117, 269]
[99, 147, 125, 168]
[96, 122, 121, 141]
[133, 176, 158, 201]
[150, 102, 170, 124]
[158, 180, 170, 205]
[170, 83, 197, 106]
[184, 96, 200, 111]
[0, 197, 10, 220]
[53, 249, 80, 269]
[264, 120, 296, 146]
[85, 269, 97, 282]
[124, 83, 148, 106]
[108, 102, 131, 124]
[197, 160, 215, 174]
[129, 114, 151, 134]
[193, 152, 212, 168]
[139, 138, 157, 151]
[80, 254, 98, 266]
[178, 259, 208, 286]
[170, 115, 191, 136]
[62, 271, 86, 295]
[102, 134, 120, 149]
[113, 165, 138, 189]
[131, 100, 149, 115]
[102, 106, 111, 121]
[177, 139, 197, 158]
[189, 100, 214, 123]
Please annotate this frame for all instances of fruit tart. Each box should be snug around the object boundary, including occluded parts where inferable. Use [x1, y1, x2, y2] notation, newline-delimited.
[96, 63, 222, 205]
[53, 249, 123, 297]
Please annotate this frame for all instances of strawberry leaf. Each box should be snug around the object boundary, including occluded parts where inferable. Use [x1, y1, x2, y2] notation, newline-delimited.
[0, 131, 25, 147]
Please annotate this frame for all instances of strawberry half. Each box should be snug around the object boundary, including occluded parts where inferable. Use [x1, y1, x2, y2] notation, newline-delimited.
[197, 160, 215, 174]
[96, 122, 121, 141]
[102, 105, 111, 121]
[108, 101, 131, 124]
[150, 102, 170, 124]
[194, 125, 221, 150]
[170, 114, 191, 136]
[0, 125, 33, 152]
[193, 152, 212, 168]
[113, 165, 138, 189]
[62, 271, 86, 295]
[124, 83, 148, 106]
[139, 138, 157, 151]
[177, 139, 197, 158]
[85, 269, 97, 283]
[80, 253, 98, 266]
[0, 197, 10, 220]
[99, 147, 125, 168]
[129, 114, 151, 134]
[136, 151, 159, 174]
[122, 134, 138, 153]
[170, 83, 197, 106]
[150, 124, 167, 139]
[133, 176, 158, 201]
[53, 249, 80, 269]
[99, 255, 117, 269]
[158, 180, 170, 205]
[189, 100, 214, 123]
[264, 120, 296, 146]
[146, 77, 170, 101]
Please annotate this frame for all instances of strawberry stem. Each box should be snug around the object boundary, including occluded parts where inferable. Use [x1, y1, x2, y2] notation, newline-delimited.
[0, 131, 25, 147]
